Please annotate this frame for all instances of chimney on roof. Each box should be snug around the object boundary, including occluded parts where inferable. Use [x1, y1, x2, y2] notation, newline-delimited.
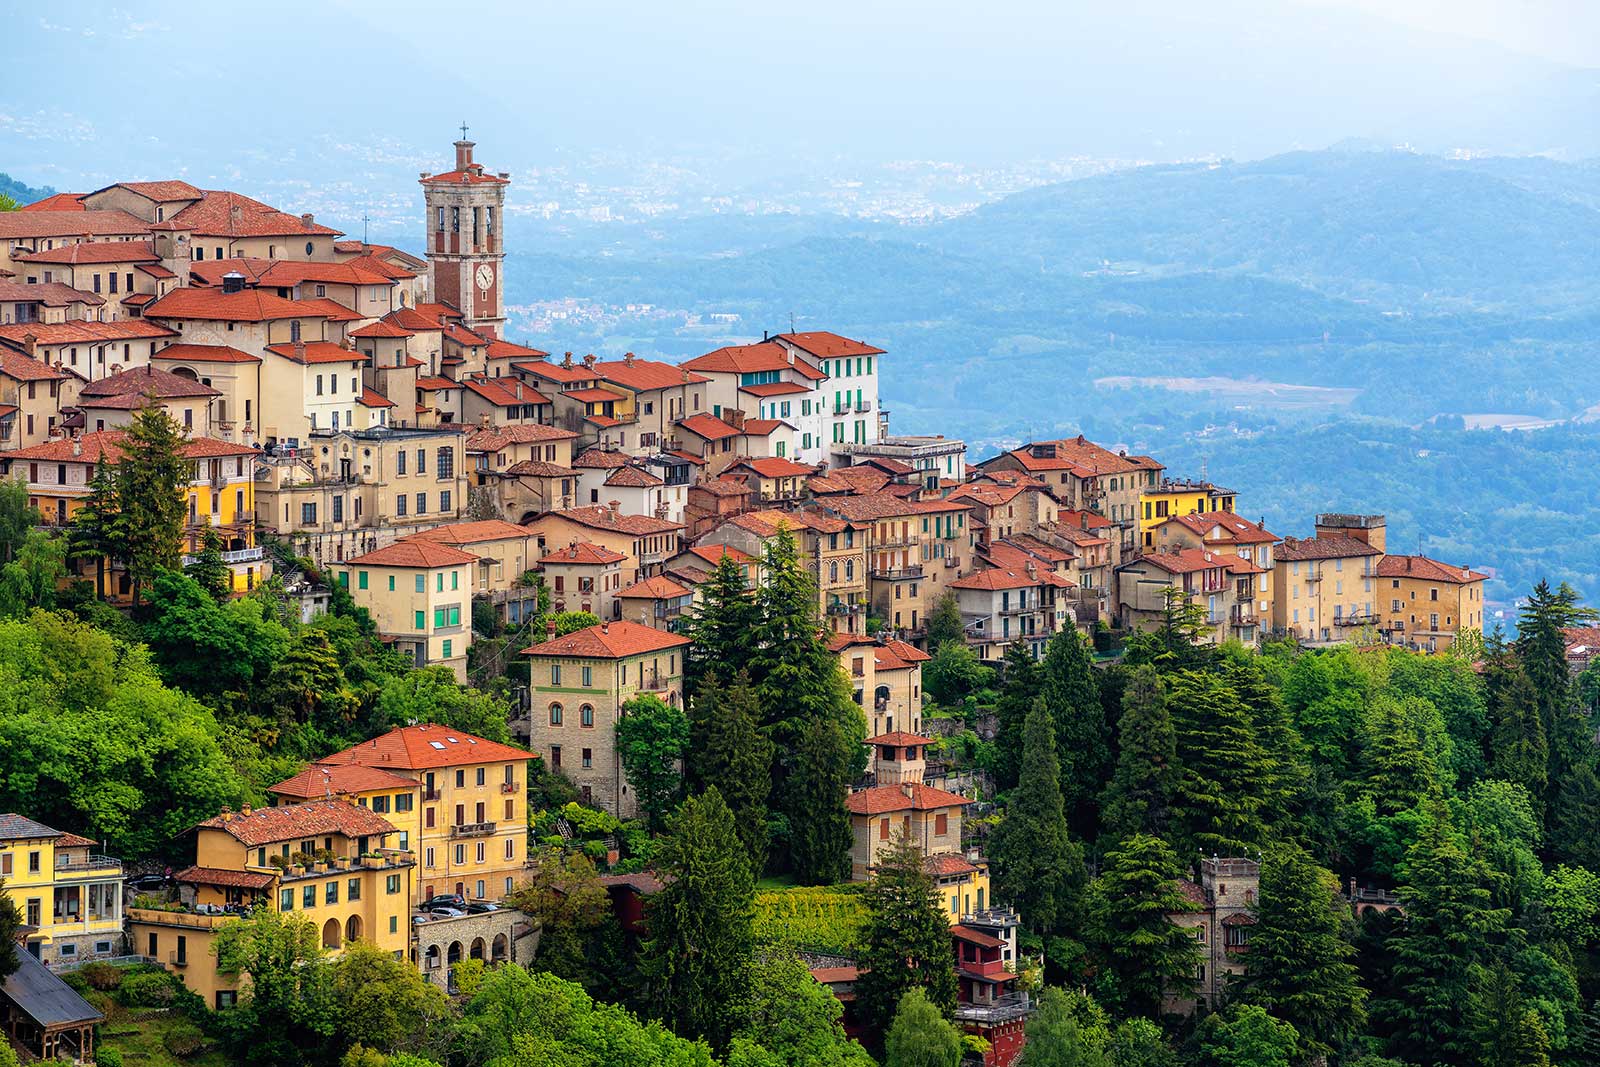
[601, 621, 609, 635]
[241, 803, 253, 817]
[902, 782, 915, 799]
[623, 351, 636, 367]
[294, 339, 306, 361]
[222, 271, 246, 295]
[229, 204, 243, 227]
[562, 351, 573, 368]
[70, 437, 81, 458]
[607, 500, 620, 517]
[582, 353, 596, 368]
[301, 213, 315, 229]
[20, 332, 36, 356]
[455, 139, 474, 171]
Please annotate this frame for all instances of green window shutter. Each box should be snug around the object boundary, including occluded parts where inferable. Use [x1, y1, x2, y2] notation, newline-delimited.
[415, 610, 425, 630]
[358, 571, 368, 590]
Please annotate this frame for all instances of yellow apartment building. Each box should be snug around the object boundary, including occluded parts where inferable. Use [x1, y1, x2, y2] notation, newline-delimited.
[336, 540, 477, 680]
[1138, 479, 1238, 549]
[830, 632, 928, 737]
[0, 814, 125, 967]
[402, 519, 540, 625]
[1377, 554, 1489, 653]
[1272, 514, 1388, 646]
[309, 724, 534, 902]
[127, 800, 413, 1007]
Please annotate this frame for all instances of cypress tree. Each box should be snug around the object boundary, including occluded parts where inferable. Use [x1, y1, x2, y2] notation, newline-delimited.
[1039, 624, 1107, 839]
[684, 553, 761, 693]
[1364, 695, 1439, 816]
[116, 403, 189, 605]
[1239, 844, 1366, 1061]
[856, 830, 959, 1042]
[1373, 798, 1509, 1066]
[1085, 833, 1200, 1017]
[990, 698, 1083, 934]
[640, 787, 755, 1052]
[67, 459, 122, 599]
[1166, 669, 1275, 859]
[687, 671, 775, 874]
[1101, 666, 1178, 842]
[994, 639, 1042, 792]
[787, 716, 856, 885]
[1515, 581, 1596, 847]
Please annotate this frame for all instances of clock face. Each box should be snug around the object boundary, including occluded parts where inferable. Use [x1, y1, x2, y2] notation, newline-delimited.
[475, 263, 494, 291]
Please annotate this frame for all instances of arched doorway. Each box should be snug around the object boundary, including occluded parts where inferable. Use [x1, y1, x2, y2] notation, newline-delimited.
[345, 915, 362, 943]
[491, 934, 508, 962]
[321, 918, 341, 949]
[470, 937, 485, 961]
[447, 941, 463, 966]
[424, 945, 441, 972]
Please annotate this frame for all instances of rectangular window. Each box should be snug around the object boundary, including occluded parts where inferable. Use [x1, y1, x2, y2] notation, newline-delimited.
[415, 574, 426, 593]
[442, 639, 452, 658]
[416, 492, 426, 514]
[395, 495, 407, 516]
[415, 610, 425, 630]
[348, 878, 361, 901]
[325, 881, 338, 905]
[302, 885, 316, 909]
[397, 450, 407, 475]
[386, 874, 401, 894]
[280, 888, 294, 910]
[581, 666, 592, 687]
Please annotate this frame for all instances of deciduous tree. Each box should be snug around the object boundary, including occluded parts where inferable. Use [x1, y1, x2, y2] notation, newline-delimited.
[1020, 986, 1110, 1067]
[924, 592, 965, 651]
[616, 693, 691, 832]
[882, 988, 962, 1067]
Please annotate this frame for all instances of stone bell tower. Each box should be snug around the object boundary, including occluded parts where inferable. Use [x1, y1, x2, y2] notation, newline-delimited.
[420, 128, 509, 338]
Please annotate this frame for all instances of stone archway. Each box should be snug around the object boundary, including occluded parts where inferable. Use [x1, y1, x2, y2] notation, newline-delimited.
[491, 933, 508, 962]
[447, 941, 463, 965]
[470, 937, 485, 961]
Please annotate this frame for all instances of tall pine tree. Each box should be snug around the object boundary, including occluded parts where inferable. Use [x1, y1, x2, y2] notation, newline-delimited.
[1101, 666, 1178, 842]
[787, 716, 857, 885]
[116, 405, 188, 605]
[1485, 647, 1549, 814]
[1085, 833, 1200, 1017]
[684, 553, 761, 694]
[1239, 844, 1366, 1062]
[1039, 624, 1107, 839]
[640, 787, 755, 1052]
[856, 830, 959, 1042]
[1167, 669, 1275, 859]
[994, 639, 1043, 792]
[66, 458, 122, 600]
[687, 671, 774, 874]
[990, 698, 1084, 934]
[1469, 959, 1552, 1067]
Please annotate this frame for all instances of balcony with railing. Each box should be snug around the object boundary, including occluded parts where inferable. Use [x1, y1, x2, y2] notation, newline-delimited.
[954, 990, 1034, 1024]
[54, 854, 123, 879]
[871, 564, 925, 581]
[180, 545, 266, 567]
[1230, 605, 1256, 627]
[450, 821, 497, 838]
[1333, 612, 1381, 628]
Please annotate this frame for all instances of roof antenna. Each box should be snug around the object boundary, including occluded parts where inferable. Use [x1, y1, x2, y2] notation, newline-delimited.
[361, 213, 370, 245]
[789, 311, 795, 333]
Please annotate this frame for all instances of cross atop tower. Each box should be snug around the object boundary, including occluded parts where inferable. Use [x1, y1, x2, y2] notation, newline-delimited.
[459, 120, 469, 141]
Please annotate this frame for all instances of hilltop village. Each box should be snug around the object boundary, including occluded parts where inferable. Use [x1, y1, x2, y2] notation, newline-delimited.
[2, 139, 1581, 1067]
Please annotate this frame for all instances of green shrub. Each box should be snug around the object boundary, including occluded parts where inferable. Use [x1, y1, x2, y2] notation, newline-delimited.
[77, 961, 123, 991]
[119, 970, 177, 1007]
[162, 1023, 211, 1058]
[81, 990, 116, 1017]
[97, 1048, 124, 1067]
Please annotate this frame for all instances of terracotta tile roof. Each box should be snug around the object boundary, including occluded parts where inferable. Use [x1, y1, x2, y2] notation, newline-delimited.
[947, 483, 1024, 507]
[515, 358, 599, 385]
[926, 855, 980, 878]
[952, 925, 1004, 948]
[846, 782, 969, 815]
[463, 425, 579, 448]
[572, 448, 632, 469]
[504, 459, 576, 478]
[150, 342, 261, 364]
[405, 519, 530, 545]
[154, 189, 342, 238]
[95, 180, 203, 202]
[997, 535, 1074, 565]
[682, 544, 756, 566]
[522, 619, 691, 659]
[413, 302, 465, 322]
[739, 381, 813, 397]
[809, 966, 860, 984]
[348, 320, 414, 339]
[146, 287, 345, 323]
[1127, 549, 1236, 575]
[0, 348, 67, 383]
[540, 541, 627, 566]
[1057, 509, 1114, 530]
[1275, 535, 1383, 562]
[691, 478, 751, 498]
[605, 465, 663, 488]
[617, 575, 692, 599]
[822, 491, 970, 522]
[1375, 555, 1487, 583]
[346, 540, 478, 568]
[121, 292, 157, 306]
[341, 253, 417, 281]
[0, 319, 174, 349]
[593, 357, 708, 393]
[876, 638, 931, 670]
[730, 456, 814, 478]
[263, 341, 368, 365]
[189, 258, 395, 289]
[485, 338, 548, 360]
[4, 431, 256, 463]
[421, 166, 509, 186]
[382, 307, 449, 332]
[865, 730, 934, 746]
[136, 263, 177, 280]
[858, 456, 916, 476]
[683, 341, 827, 380]
[1158, 512, 1278, 544]
[738, 419, 786, 436]
[564, 385, 628, 403]
[774, 331, 886, 358]
[541, 505, 682, 535]
[269, 763, 418, 798]
[319, 723, 533, 770]
[0, 282, 103, 308]
[444, 323, 489, 348]
[357, 388, 395, 409]
[195, 799, 395, 846]
[16, 240, 158, 265]
[0, 209, 148, 240]
[416, 376, 462, 390]
[677, 413, 740, 441]
[296, 296, 364, 322]
[52, 832, 95, 848]
[994, 436, 1164, 477]
[20, 192, 86, 212]
[731, 507, 850, 535]
[666, 449, 707, 466]
[951, 566, 1071, 591]
[461, 376, 549, 407]
[1175, 879, 1206, 905]
[174, 866, 275, 890]
[79, 365, 219, 401]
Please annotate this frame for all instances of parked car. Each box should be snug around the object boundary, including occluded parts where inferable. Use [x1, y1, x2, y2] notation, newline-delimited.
[128, 874, 168, 891]
[466, 901, 501, 914]
[419, 893, 466, 911]
[429, 906, 466, 919]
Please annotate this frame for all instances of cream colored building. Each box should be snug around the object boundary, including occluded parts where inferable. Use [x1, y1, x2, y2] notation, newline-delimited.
[404, 519, 540, 625]
[1377, 555, 1488, 653]
[1272, 514, 1386, 646]
[336, 539, 477, 681]
[830, 633, 928, 737]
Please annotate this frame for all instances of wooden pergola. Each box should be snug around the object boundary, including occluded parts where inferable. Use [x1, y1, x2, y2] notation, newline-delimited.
[1, 950, 103, 1064]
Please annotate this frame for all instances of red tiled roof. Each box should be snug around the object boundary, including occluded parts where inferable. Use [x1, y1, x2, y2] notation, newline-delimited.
[666, 449, 708, 467]
[383, 307, 450, 332]
[865, 731, 933, 746]
[774, 331, 886, 358]
[730, 456, 814, 478]
[3, 430, 255, 463]
[0, 319, 174, 349]
[461, 376, 549, 407]
[515, 358, 599, 385]
[950, 566, 1072, 591]
[405, 520, 530, 545]
[348, 320, 414, 339]
[617, 575, 692, 600]
[739, 419, 785, 436]
[346, 540, 477, 568]
[263, 341, 368, 365]
[1375, 555, 1487, 584]
[539, 541, 627, 566]
[296, 296, 363, 322]
[485, 338, 548, 360]
[683, 341, 827, 380]
[846, 782, 969, 815]
[732, 507, 850, 536]
[992, 435, 1164, 477]
[691, 478, 751, 498]
[739, 381, 813, 398]
[821, 491, 970, 522]
[357, 388, 395, 409]
[194, 800, 395, 846]
[809, 966, 860, 984]
[464, 424, 576, 452]
[0, 209, 147, 240]
[926, 855, 980, 878]
[677, 413, 739, 441]
[0, 282, 103, 308]
[564, 386, 627, 403]
[522, 619, 690, 659]
[572, 448, 632, 469]
[16, 240, 158, 265]
[504, 459, 576, 477]
[537, 505, 682, 535]
[0, 348, 68, 383]
[682, 544, 756, 566]
[605, 465, 663, 488]
[1128, 549, 1236, 575]
[121, 292, 157, 306]
[1275, 535, 1383, 562]
[188, 258, 395, 290]
[416, 376, 462, 391]
[147, 287, 343, 323]
[94, 179, 202, 202]
[319, 723, 533, 771]
[269, 763, 417, 798]
[421, 166, 509, 186]
[877, 638, 931, 670]
[79, 364, 218, 402]
[54, 832, 96, 848]
[153, 189, 342, 238]
[445, 323, 489, 347]
[952, 924, 1004, 947]
[593, 357, 708, 392]
[174, 866, 276, 890]
[1158, 512, 1278, 544]
[412, 302, 464, 323]
[20, 192, 87, 212]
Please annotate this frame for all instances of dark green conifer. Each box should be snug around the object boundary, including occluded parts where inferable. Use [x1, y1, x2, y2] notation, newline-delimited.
[990, 698, 1083, 934]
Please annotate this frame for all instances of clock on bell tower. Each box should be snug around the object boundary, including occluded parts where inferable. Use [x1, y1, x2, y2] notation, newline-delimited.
[419, 128, 509, 338]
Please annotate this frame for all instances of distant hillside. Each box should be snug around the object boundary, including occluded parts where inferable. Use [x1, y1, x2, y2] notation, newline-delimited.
[0, 172, 55, 206]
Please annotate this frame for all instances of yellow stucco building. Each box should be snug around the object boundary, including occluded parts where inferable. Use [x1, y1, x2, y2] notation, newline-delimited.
[1138, 479, 1238, 549]
[335, 540, 477, 680]
[126, 800, 414, 1007]
[0, 814, 125, 967]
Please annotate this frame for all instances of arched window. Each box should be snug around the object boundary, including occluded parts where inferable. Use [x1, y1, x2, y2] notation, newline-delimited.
[447, 941, 463, 965]
[829, 561, 838, 582]
[491, 933, 508, 962]
[321, 918, 341, 949]
[345, 915, 362, 943]
[580, 705, 594, 728]
[470, 937, 485, 961]
[549, 703, 563, 726]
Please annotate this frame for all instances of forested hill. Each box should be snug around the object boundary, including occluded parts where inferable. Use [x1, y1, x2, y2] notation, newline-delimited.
[0, 172, 54, 205]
